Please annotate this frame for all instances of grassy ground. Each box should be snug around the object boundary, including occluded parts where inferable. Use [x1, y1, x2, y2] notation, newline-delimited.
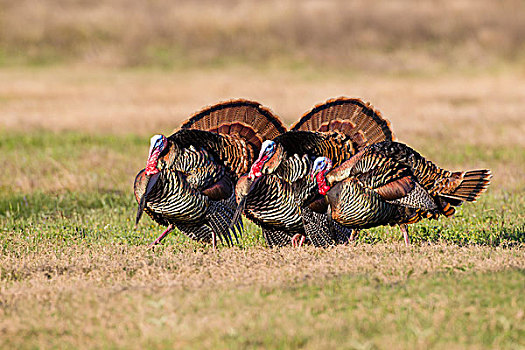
[0, 66, 524, 348]
[0, 128, 522, 247]
[1, 247, 523, 349]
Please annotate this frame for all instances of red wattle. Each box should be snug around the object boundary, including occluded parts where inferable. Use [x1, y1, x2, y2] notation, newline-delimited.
[316, 171, 330, 195]
[145, 149, 160, 175]
[319, 185, 331, 196]
[249, 156, 267, 179]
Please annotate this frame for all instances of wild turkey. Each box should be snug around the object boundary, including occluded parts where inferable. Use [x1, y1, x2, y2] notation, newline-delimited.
[310, 141, 492, 245]
[134, 99, 286, 248]
[234, 97, 395, 247]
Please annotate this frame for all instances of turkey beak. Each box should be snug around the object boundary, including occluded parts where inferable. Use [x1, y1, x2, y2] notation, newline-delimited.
[135, 172, 161, 226]
[236, 176, 259, 203]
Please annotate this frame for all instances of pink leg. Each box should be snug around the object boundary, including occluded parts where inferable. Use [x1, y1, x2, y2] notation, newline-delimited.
[399, 224, 410, 246]
[291, 234, 306, 248]
[148, 224, 174, 248]
[212, 231, 217, 250]
[349, 229, 359, 242]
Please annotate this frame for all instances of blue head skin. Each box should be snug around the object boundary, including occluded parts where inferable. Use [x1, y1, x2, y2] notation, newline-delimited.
[311, 157, 332, 176]
[145, 134, 167, 175]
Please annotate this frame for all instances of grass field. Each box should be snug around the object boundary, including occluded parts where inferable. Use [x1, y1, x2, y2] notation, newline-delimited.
[0, 66, 523, 349]
[2, 0, 525, 73]
[1, 1, 525, 348]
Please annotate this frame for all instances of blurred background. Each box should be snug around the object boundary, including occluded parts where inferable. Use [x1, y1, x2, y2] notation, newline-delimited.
[2, 0, 525, 71]
[1, 0, 525, 132]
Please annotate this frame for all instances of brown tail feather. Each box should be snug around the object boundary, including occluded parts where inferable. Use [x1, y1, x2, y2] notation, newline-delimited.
[439, 169, 492, 203]
[291, 97, 395, 149]
[180, 99, 286, 150]
[175, 99, 286, 178]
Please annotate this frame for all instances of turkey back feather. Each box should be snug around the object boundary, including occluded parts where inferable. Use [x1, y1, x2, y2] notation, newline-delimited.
[180, 99, 285, 150]
[176, 99, 286, 178]
[291, 97, 395, 145]
[273, 131, 356, 168]
[273, 98, 395, 168]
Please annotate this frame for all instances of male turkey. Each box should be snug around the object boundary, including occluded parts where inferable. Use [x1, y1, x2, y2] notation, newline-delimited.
[234, 98, 395, 247]
[310, 141, 492, 245]
[134, 99, 286, 248]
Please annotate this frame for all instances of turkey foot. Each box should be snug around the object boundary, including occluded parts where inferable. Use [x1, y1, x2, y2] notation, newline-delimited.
[291, 234, 306, 248]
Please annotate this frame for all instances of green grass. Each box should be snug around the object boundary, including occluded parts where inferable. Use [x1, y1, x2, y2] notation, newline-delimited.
[0, 130, 147, 194]
[196, 270, 524, 349]
[422, 142, 525, 168]
[0, 190, 523, 251]
[0, 130, 523, 248]
[0, 130, 523, 349]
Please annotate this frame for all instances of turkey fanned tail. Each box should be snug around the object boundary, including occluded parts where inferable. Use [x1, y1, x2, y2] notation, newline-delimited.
[437, 170, 492, 204]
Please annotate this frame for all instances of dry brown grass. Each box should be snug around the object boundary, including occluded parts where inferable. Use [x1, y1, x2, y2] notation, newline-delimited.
[1, 67, 524, 146]
[0, 243, 523, 348]
[1, 243, 522, 294]
[1, 0, 525, 72]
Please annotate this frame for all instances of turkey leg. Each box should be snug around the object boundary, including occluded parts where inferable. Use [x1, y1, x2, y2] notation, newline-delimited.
[148, 224, 175, 248]
[399, 224, 410, 246]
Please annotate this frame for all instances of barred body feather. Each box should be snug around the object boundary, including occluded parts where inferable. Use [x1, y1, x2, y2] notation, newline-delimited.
[134, 99, 286, 246]
[236, 97, 395, 247]
[317, 141, 491, 243]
